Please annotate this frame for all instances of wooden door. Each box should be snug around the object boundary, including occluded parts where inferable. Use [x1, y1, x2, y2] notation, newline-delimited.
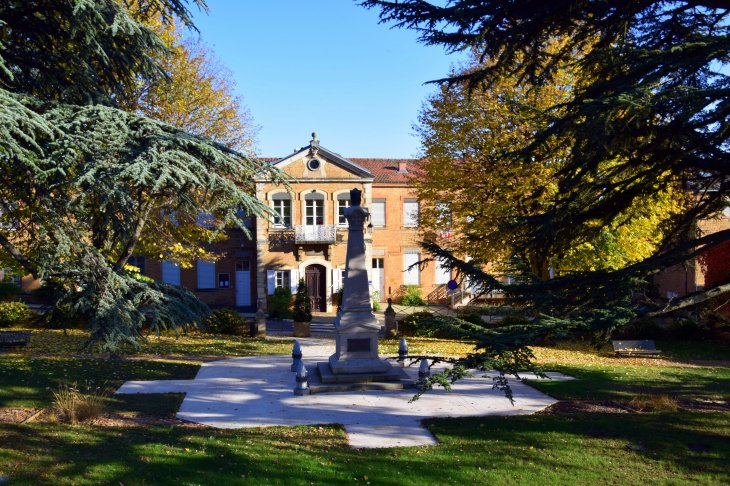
[305, 264, 326, 313]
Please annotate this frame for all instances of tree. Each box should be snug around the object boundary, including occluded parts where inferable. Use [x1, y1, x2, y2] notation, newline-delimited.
[0, 0, 290, 354]
[292, 279, 312, 323]
[361, 0, 729, 398]
[363, 0, 730, 308]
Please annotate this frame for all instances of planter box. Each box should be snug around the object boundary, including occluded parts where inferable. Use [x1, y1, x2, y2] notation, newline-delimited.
[293, 321, 311, 338]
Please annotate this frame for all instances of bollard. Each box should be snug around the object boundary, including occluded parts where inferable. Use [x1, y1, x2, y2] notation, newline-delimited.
[398, 338, 408, 368]
[384, 298, 397, 338]
[418, 358, 430, 380]
[291, 341, 302, 372]
[294, 361, 310, 396]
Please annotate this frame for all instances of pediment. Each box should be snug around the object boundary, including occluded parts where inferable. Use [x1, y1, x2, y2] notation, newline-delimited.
[271, 143, 374, 180]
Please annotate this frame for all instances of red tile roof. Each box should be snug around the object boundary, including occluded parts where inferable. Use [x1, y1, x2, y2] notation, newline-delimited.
[348, 158, 419, 184]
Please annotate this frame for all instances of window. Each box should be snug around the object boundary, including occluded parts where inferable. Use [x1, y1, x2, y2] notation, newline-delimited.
[271, 193, 291, 227]
[218, 273, 230, 289]
[436, 201, 452, 228]
[276, 270, 290, 289]
[197, 260, 215, 289]
[236, 261, 250, 272]
[162, 261, 181, 286]
[0, 202, 19, 231]
[403, 252, 420, 285]
[372, 199, 386, 227]
[337, 193, 351, 226]
[435, 258, 451, 285]
[403, 198, 419, 227]
[127, 256, 145, 275]
[305, 193, 324, 226]
[372, 258, 384, 269]
[307, 158, 321, 171]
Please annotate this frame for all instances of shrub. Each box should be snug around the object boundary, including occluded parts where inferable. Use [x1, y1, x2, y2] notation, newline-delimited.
[0, 301, 30, 327]
[457, 312, 485, 327]
[269, 286, 292, 319]
[398, 311, 434, 337]
[51, 382, 108, 424]
[0, 282, 20, 301]
[401, 285, 426, 306]
[372, 290, 382, 311]
[207, 308, 245, 334]
[292, 278, 312, 323]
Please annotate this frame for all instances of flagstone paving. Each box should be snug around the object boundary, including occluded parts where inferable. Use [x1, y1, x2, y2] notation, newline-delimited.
[116, 338, 575, 448]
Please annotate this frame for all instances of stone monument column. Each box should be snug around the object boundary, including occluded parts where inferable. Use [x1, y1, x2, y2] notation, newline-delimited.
[329, 188, 385, 374]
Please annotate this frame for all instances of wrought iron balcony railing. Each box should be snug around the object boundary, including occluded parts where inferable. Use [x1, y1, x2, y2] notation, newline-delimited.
[294, 224, 337, 243]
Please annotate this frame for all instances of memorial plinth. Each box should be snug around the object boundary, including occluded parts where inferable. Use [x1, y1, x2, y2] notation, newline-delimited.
[311, 188, 413, 393]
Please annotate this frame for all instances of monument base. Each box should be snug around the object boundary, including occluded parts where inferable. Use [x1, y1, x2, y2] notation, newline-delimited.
[328, 354, 387, 375]
[319, 359, 406, 384]
[308, 360, 415, 394]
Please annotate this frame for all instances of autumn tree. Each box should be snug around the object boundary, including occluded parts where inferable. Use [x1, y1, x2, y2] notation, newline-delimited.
[361, 0, 729, 398]
[114, 8, 261, 268]
[0, 0, 289, 354]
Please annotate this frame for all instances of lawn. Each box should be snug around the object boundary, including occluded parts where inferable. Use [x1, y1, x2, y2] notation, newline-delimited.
[0, 329, 293, 413]
[0, 413, 728, 485]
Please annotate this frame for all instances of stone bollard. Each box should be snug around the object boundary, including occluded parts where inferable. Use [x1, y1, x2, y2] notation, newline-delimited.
[291, 341, 302, 372]
[251, 298, 267, 338]
[294, 361, 310, 396]
[384, 298, 397, 338]
[398, 338, 408, 368]
[418, 358, 430, 380]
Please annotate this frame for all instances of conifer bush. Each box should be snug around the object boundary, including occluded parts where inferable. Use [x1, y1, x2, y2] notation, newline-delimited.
[292, 279, 312, 323]
[206, 308, 244, 334]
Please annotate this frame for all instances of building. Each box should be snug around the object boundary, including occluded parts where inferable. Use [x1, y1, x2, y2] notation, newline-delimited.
[142, 133, 453, 312]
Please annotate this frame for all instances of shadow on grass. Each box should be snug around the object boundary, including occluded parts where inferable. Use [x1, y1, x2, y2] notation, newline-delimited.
[1, 413, 729, 485]
[525, 365, 730, 401]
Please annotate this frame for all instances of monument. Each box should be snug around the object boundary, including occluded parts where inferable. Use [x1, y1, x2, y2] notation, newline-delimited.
[309, 188, 413, 391]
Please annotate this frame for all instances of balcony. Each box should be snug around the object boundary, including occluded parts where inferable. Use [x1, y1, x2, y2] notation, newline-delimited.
[294, 224, 337, 244]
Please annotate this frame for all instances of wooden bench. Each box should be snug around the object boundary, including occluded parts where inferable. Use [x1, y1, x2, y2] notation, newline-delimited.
[612, 340, 662, 357]
[0, 330, 31, 347]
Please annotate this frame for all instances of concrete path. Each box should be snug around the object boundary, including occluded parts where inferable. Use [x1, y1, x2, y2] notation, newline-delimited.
[116, 339, 575, 449]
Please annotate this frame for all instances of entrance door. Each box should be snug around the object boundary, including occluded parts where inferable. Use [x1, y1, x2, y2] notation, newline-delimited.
[305, 264, 326, 313]
[235, 261, 251, 307]
[372, 258, 385, 302]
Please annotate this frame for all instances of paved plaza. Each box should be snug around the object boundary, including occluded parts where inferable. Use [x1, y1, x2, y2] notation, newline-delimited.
[116, 338, 575, 448]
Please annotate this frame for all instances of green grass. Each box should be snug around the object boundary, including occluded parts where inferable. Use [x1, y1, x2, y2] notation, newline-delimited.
[524, 364, 730, 401]
[0, 413, 728, 485]
[0, 356, 200, 413]
[658, 340, 730, 361]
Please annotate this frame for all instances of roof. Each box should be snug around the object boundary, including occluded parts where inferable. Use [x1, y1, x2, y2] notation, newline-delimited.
[347, 159, 419, 183]
[257, 157, 418, 183]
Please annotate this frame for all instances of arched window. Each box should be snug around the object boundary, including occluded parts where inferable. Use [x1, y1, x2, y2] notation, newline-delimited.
[304, 192, 324, 226]
[337, 193, 351, 226]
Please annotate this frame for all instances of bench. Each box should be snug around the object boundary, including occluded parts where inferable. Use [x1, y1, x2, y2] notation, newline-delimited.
[0, 330, 31, 347]
[612, 340, 662, 357]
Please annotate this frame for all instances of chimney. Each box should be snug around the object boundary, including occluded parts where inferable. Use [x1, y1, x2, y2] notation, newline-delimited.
[397, 161, 408, 173]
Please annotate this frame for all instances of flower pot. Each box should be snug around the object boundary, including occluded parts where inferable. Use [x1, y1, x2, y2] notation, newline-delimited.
[293, 321, 311, 338]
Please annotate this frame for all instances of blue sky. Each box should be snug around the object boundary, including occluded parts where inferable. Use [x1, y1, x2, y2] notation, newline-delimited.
[189, 1, 467, 159]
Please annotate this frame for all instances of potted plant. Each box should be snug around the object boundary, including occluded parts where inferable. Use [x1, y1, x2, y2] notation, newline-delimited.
[292, 278, 312, 337]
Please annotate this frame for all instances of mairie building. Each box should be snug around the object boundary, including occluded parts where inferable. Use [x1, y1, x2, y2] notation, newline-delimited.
[140, 133, 454, 312]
